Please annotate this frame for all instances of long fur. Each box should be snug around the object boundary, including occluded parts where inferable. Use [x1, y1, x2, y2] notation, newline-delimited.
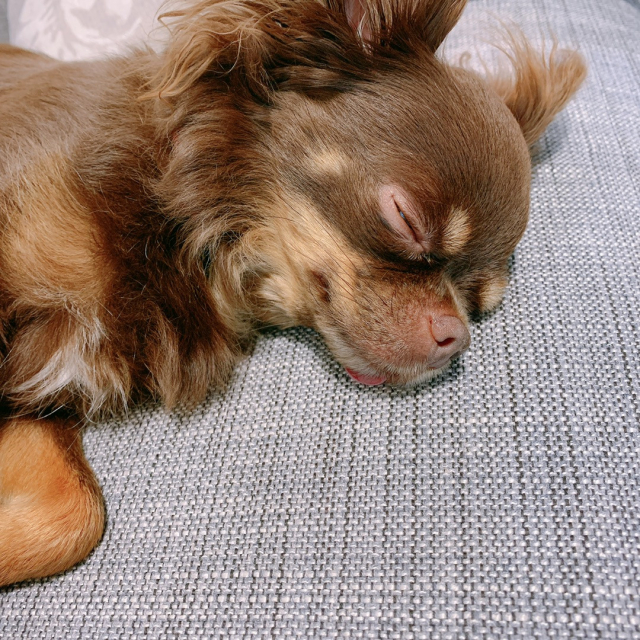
[0, 0, 586, 585]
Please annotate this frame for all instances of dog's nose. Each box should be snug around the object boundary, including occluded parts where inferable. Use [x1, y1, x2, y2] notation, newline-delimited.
[429, 315, 470, 367]
[405, 314, 470, 369]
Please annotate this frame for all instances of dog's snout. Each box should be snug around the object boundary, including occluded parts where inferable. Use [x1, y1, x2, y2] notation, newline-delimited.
[404, 313, 470, 369]
[430, 315, 470, 363]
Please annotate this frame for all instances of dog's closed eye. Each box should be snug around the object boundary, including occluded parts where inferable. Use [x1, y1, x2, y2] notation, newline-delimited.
[378, 184, 430, 255]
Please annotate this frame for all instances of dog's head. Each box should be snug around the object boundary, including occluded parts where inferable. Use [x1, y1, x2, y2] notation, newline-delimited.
[154, 0, 586, 386]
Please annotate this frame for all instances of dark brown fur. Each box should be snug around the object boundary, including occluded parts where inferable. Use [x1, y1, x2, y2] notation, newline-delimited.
[0, 0, 586, 585]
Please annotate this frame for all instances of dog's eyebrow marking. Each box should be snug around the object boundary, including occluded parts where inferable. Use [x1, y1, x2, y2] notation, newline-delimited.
[442, 207, 471, 254]
[308, 149, 349, 176]
[479, 275, 508, 312]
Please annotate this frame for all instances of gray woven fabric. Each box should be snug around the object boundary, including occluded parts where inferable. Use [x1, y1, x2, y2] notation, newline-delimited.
[1, 0, 639, 637]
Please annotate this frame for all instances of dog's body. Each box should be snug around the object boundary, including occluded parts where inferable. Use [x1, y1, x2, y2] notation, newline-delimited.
[0, 0, 585, 586]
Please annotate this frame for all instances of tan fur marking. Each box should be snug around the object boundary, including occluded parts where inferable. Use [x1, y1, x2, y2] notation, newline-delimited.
[1, 154, 106, 302]
[252, 194, 363, 326]
[307, 148, 349, 176]
[0, 418, 104, 586]
[442, 207, 471, 254]
[6, 316, 131, 416]
[479, 275, 508, 312]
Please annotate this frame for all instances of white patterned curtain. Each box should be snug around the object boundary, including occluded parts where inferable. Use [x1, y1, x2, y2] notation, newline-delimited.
[8, 0, 167, 60]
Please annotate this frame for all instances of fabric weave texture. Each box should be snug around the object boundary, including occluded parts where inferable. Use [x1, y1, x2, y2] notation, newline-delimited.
[1, 0, 639, 637]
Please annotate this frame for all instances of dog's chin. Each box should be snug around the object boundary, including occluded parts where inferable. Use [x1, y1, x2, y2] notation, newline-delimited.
[344, 368, 387, 386]
[344, 364, 450, 387]
[340, 356, 454, 387]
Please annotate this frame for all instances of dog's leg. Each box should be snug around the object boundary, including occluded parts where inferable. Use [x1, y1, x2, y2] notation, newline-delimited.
[0, 416, 105, 586]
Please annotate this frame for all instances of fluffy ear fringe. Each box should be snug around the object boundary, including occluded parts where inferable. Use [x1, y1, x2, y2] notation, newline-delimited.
[143, 0, 368, 102]
[343, 0, 466, 51]
[142, 0, 468, 102]
[481, 30, 587, 146]
[145, 0, 286, 101]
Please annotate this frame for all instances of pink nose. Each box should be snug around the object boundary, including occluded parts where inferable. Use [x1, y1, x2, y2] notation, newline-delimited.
[429, 315, 470, 366]
[405, 314, 470, 369]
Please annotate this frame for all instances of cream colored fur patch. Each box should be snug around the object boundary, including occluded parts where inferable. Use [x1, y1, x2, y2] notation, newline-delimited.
[306, 148, 349, 177]
[479, 276, 508, 312]
[442, 207, 471, 254]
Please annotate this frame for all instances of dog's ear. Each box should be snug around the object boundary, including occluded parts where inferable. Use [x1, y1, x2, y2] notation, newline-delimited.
[147, 0, 281, 101]
[342, 0, 467, 52]
[484, 35, 587, 146]
[146, 0, 468, 102]
[147, 0, 372, 102]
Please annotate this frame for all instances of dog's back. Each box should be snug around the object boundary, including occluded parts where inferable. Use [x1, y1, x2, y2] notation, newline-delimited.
[0, 44, 51, 87]
[0, 40, 240, 424]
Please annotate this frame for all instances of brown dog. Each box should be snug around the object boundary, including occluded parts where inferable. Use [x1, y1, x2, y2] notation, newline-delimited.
[0, 0, 585, 586]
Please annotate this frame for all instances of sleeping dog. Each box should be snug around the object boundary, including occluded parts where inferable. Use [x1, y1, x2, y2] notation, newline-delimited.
[0, 0, 585, 585]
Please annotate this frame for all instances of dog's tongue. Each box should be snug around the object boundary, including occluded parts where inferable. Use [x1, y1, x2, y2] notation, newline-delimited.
[345, 368, 387, 386]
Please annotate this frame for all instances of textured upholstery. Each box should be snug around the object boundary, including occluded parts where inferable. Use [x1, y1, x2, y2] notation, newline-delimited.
[1, 0, 639, 637]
